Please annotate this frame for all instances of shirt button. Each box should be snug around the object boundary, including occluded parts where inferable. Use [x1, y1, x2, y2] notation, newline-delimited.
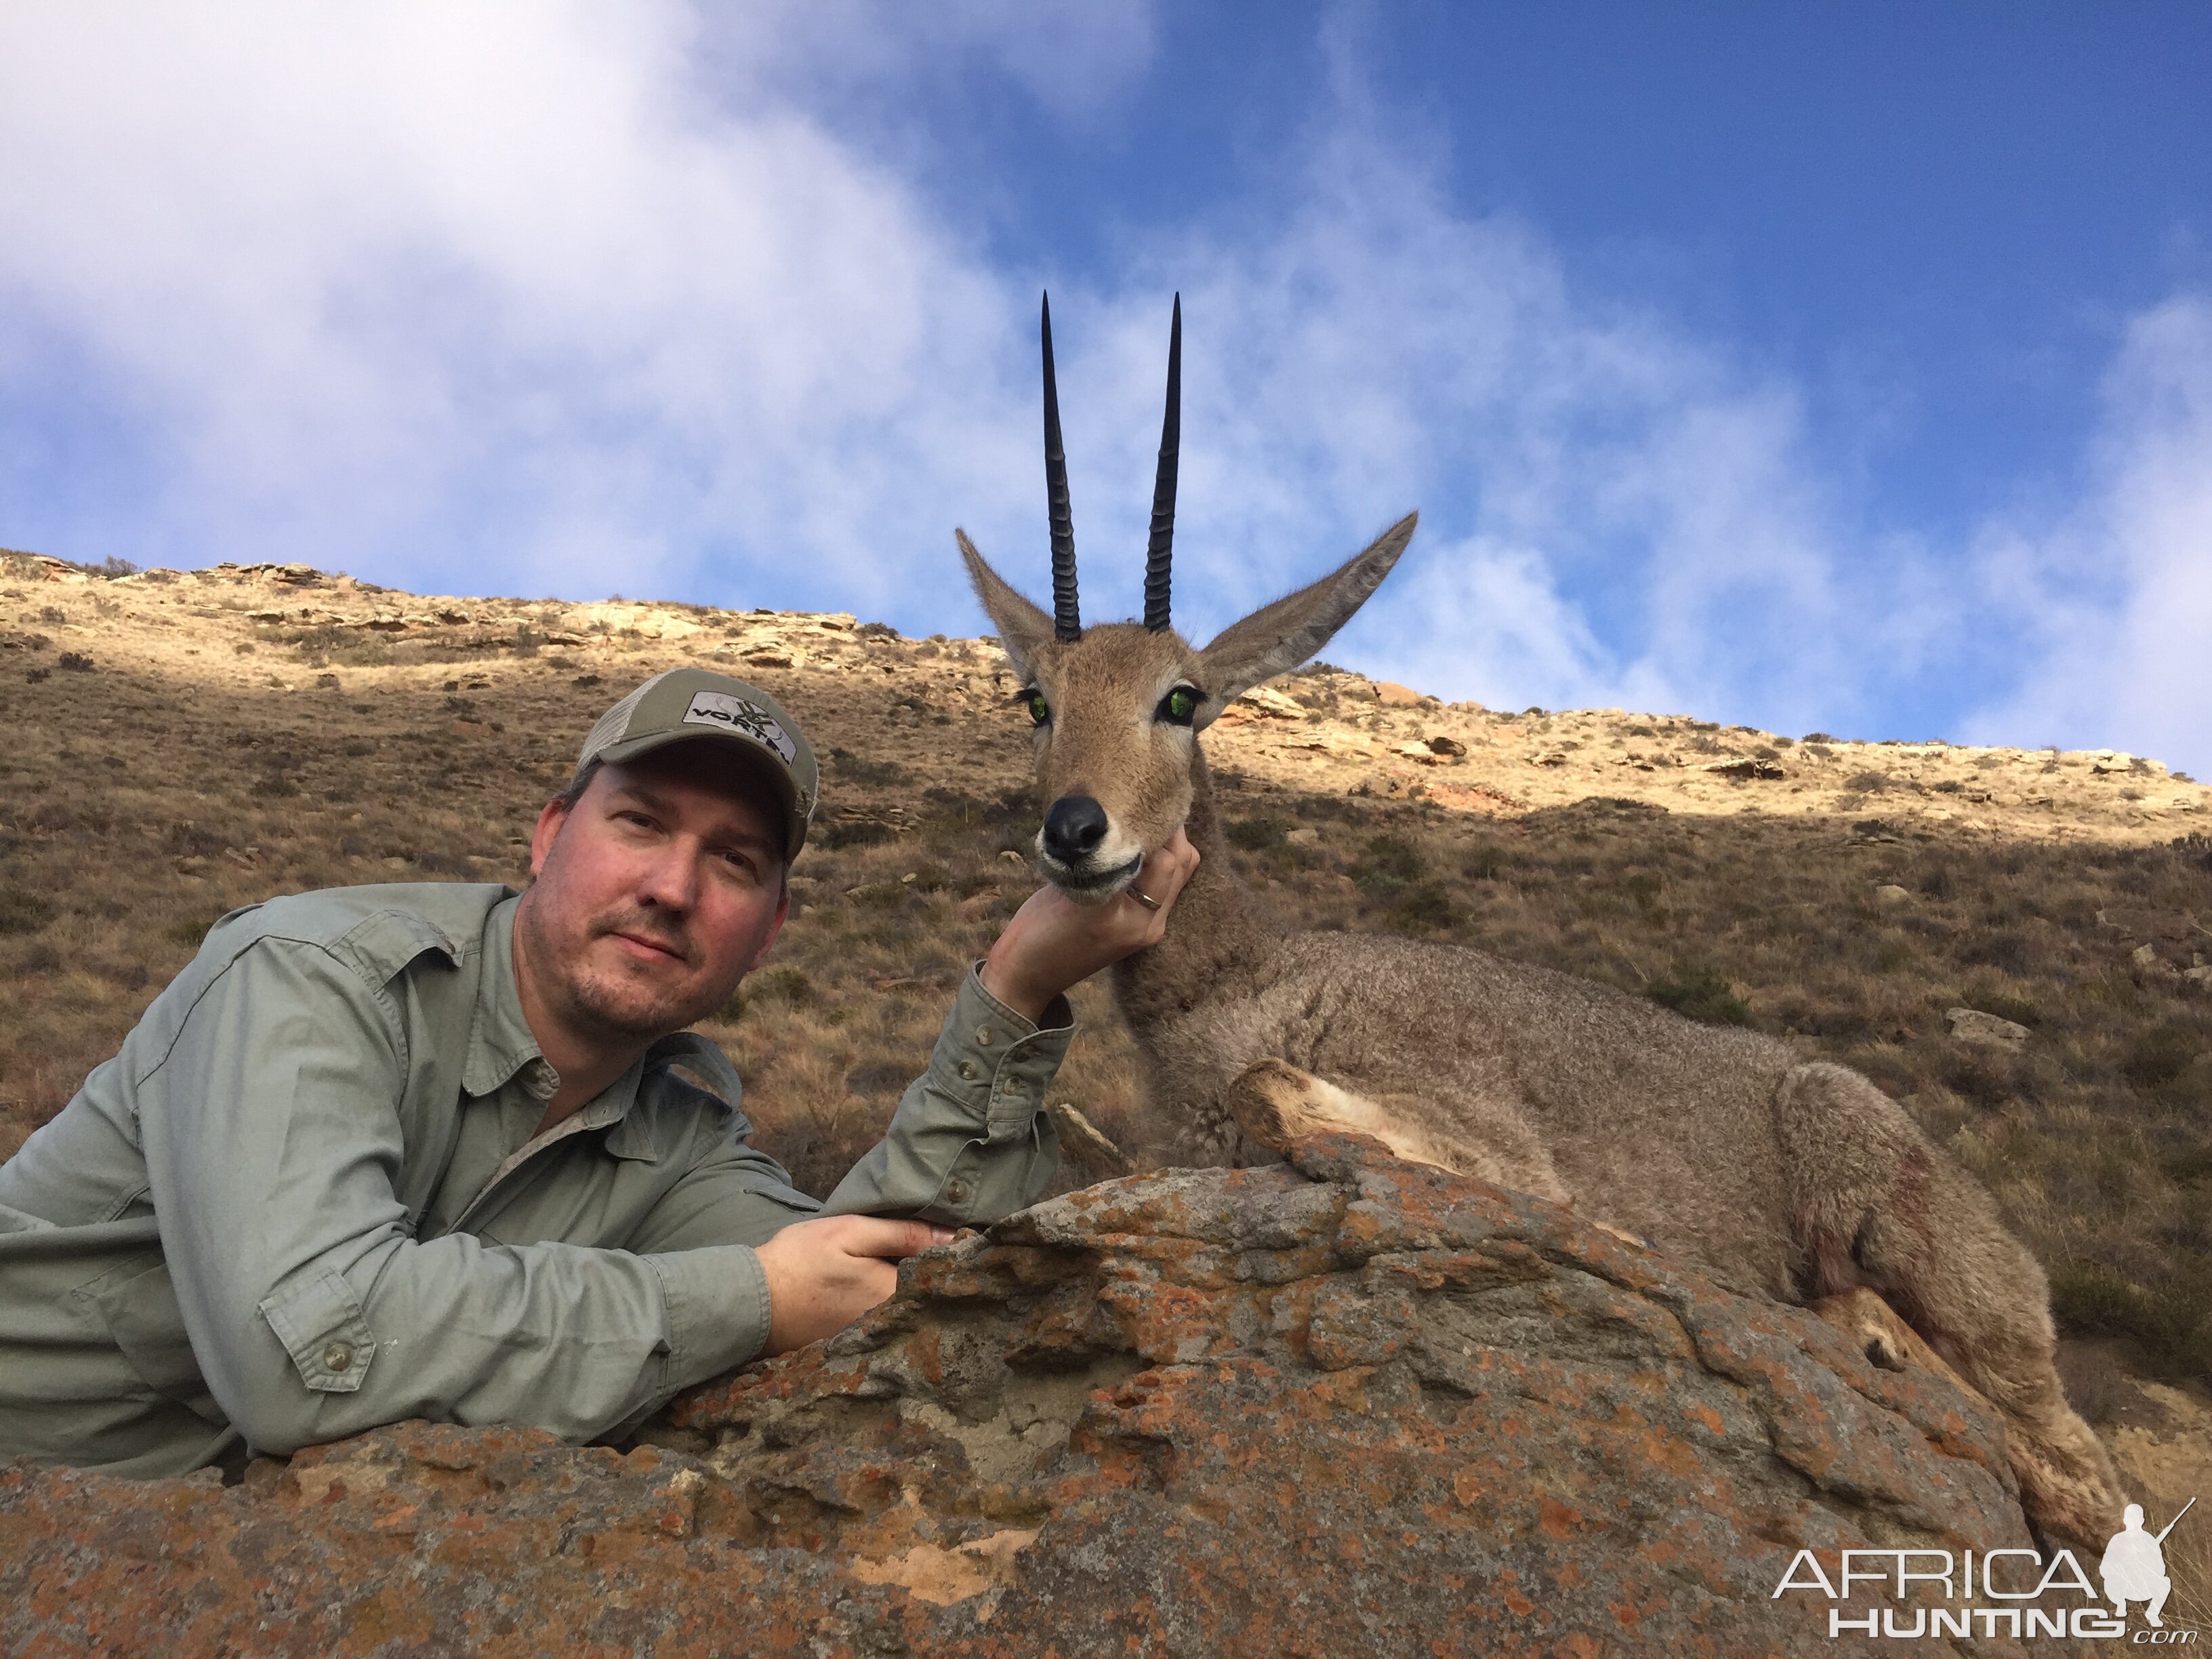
[323, 1341, 355, 1373]
[957, 1060, 980, 1082]
[943, 1179, 972, 1206]
[975, 1025, 995, 1046]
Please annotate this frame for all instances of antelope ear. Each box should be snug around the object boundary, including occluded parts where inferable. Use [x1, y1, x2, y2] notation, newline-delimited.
[1195, 512, 1417, 720]
[958, 529, 1054, 683]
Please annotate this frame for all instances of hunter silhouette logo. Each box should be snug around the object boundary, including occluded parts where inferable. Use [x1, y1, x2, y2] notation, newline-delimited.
[2104, 1499, 2194, 1629]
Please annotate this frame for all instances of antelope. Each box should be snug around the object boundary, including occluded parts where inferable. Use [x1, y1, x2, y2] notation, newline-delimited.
[954, 294, 2125, 1550]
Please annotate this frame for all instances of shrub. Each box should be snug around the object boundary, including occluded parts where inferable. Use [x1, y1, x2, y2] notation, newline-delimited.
[1355, 834, 1424, 888]
[1225, 815, 1289, 852]
[1620, 871, 1666, 920]
[2123, 1023, 2199, 1095]
[827, 747, 910, 787]
[1462, 844, 1510, 881]
[1380, 883, 1462, 934]
[1646, 968, 1752, 1027]
[2047, 1261, 2144, 1338]
[820, 819, 895, 851]
[0, 887, 54, 935]
[1915, 863, 1957, 900]
[748, 966, 816, 1007]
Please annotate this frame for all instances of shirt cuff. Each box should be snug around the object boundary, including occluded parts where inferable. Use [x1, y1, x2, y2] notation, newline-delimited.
[645, 1242, 773, 1387]
[927, 962, 1078, 1143]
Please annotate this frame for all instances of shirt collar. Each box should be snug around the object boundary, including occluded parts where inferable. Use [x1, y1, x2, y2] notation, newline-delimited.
[467, 893, 724, 1156]
[464, 893, 554, 1100]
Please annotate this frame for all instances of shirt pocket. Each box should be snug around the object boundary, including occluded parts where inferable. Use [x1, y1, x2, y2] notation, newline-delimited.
[259, 1270, 377, 1395]
[74, 1250, 226, 1424]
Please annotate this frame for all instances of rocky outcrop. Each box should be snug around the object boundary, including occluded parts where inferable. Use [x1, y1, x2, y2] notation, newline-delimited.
[1, 1136, 2060, 1656]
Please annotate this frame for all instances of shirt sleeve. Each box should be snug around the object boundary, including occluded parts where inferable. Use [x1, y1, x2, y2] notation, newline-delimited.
[617, 1122, 821, 1387]
[134, 938, 754, 1456]
[817, 963, 1073, 1225]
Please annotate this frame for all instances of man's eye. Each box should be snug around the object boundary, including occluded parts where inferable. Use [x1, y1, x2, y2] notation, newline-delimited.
[1156, 686, 1199, 726]
[1020, 691, 1051, 726]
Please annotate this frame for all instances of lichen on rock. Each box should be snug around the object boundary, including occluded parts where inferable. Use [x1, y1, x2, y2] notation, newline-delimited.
[3, 1134, 2059, 1656]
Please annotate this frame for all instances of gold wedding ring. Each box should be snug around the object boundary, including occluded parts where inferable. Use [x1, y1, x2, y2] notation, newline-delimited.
[1129, 888, 1162, 911]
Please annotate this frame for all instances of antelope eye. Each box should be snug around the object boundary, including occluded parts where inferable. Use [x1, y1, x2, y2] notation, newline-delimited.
[1019, 689, 1051, 726]
[1157, 686, 1200, 726]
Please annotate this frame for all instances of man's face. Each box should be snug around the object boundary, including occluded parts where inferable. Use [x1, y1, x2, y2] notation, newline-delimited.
[516, 743, 790, 1046]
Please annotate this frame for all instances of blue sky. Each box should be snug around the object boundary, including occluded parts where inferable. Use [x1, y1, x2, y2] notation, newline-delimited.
[2, 3, 2208, 769]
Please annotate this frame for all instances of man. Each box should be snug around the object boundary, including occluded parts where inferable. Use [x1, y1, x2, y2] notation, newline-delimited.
[0, 667, 1197, 1477]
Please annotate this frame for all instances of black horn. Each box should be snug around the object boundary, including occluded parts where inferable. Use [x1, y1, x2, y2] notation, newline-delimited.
[1144, 293, 1181, 632]
[1041, 293, 1080, 642]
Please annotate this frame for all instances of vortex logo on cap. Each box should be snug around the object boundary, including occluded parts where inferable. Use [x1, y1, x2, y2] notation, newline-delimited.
[680, 691, 798, 763]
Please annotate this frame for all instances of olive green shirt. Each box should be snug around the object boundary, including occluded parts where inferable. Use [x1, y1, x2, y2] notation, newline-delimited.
[0, 884, 1070, 1477]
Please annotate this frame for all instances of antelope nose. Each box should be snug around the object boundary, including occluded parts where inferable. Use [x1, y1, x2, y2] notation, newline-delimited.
[1042, 795, 1109, 864]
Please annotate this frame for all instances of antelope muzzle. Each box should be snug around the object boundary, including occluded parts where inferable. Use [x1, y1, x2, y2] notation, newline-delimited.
[1039, 793, 1140, 900]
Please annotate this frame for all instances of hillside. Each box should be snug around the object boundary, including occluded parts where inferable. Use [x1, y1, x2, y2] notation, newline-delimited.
[2, 548, 2208, 1478]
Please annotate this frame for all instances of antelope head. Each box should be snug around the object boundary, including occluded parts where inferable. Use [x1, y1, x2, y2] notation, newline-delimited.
[960, 293, 1420, 903]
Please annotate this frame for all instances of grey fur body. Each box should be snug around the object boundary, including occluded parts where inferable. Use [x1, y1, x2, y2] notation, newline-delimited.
[1120, 759, 1801, 1298]
[960, 500, 2127, 1551]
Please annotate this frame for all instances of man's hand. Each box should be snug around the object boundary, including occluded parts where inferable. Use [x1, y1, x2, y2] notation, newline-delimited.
[979, 831, 1202, 1024]
[754, 1215, 954, 1354]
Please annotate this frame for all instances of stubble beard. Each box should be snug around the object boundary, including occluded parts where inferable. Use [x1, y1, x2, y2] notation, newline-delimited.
[519, 890, 722, 1047]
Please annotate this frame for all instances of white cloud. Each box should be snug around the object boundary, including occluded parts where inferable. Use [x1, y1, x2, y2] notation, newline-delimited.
[0, 2, 1055, 600]
[1967, 295, 2212, 775]
[0, 1, 2188, 769]
[1003, 121, 1868, 736]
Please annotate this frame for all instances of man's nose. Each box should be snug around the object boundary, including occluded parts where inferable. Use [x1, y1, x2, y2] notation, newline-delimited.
[634, 840, 701, 911]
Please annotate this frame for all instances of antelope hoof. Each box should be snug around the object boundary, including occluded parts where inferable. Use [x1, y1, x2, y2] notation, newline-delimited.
[1226, 1058, 1324, 1155]
[1811, 1288, 1962, 1386]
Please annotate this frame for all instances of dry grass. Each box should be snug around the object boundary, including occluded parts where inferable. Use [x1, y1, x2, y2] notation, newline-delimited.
[3, 553, 2209, 1406]
[1204, 786, 2212, 1380]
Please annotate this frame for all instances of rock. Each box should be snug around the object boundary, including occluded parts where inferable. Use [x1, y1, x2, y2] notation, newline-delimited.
[1046, 1101, 1131, 1175]
[1872, 884, 1914, 906]
[2132, 943, 2161, 970]
[0, 1136, 2049, 1656]
[1707, 758, 1786, 781]
[1425, 735, 1467, 758]
[2185, 965, 2212, 989]
[1947, 1007, 2031, 1049]
[1233, 684, 1305, 720]
[1391, 739, 1454, 766]
[1428, 780, 1529, 813]
[2091, 753, 2135, 775]
[1374, 680, 1424, 707]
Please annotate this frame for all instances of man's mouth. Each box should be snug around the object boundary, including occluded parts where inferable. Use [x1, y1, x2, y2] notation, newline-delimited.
[602, 926, 689, 964]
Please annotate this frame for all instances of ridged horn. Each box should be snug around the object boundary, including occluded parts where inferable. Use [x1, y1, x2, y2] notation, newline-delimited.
[1144, 293, 1181, 632]
[1041, 293, 1080, 642]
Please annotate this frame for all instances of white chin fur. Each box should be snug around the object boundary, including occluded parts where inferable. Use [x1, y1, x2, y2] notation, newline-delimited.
[1041, 849, 1143, 905]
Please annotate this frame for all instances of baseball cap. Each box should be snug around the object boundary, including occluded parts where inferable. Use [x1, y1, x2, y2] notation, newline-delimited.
[571, 668, 819, 859]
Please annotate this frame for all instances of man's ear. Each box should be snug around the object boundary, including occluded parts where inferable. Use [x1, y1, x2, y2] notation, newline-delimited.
[1193, 512, 1417, 720]
[958, 528, 1055, 684]
[529, 796, 569, 878]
